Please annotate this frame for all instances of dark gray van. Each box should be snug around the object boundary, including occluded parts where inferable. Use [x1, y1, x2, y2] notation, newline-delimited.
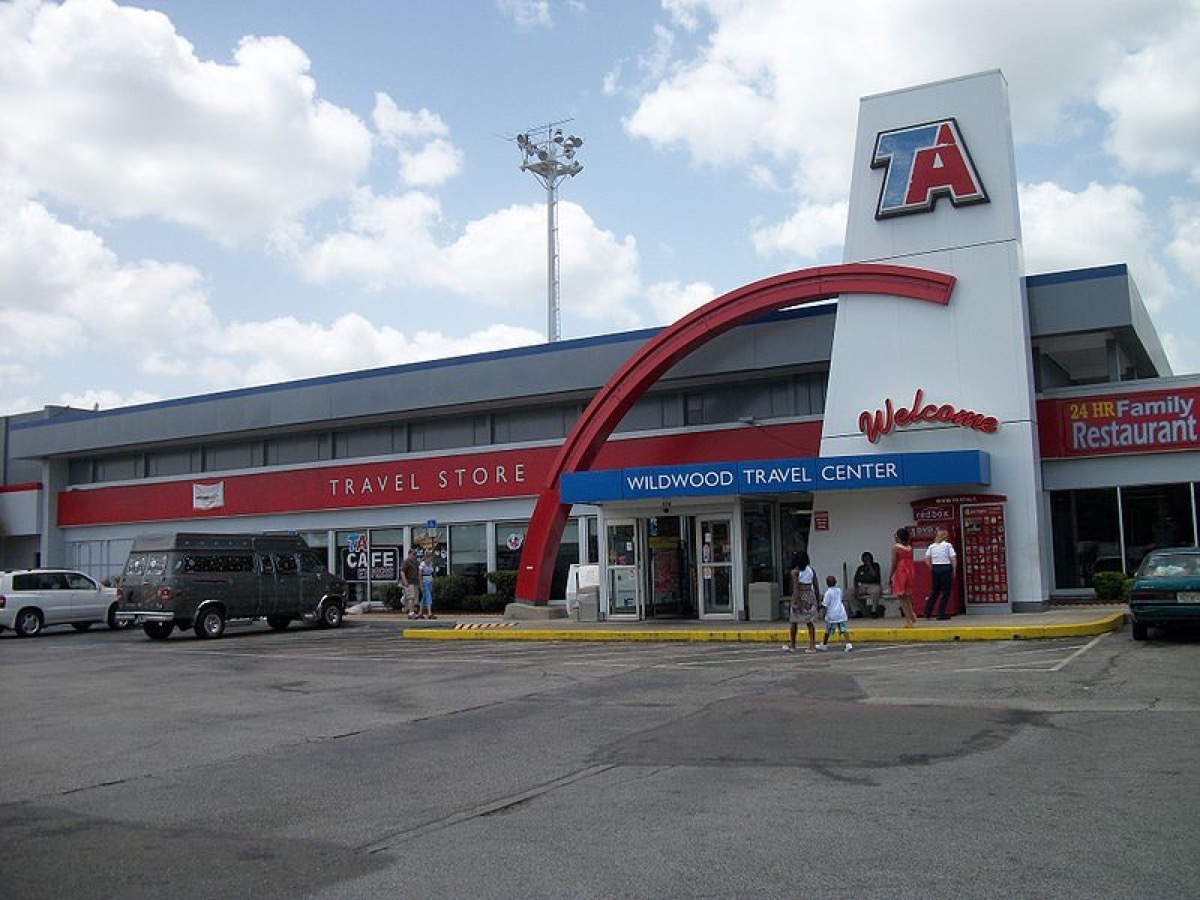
[115, 533, 347, 640]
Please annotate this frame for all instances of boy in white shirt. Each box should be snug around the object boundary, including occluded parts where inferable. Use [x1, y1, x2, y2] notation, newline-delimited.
[817, 574, 852, 652]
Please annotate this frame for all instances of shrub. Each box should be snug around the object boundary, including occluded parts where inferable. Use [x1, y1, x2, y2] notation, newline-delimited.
[486, 570, 518, 606]
[1092, 571, 1130, 602]
[433, 575, 471, 610]
[379, 583, 405, 611]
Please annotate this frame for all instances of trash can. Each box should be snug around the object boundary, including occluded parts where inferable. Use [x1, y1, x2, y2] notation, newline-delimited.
[748, 581, 782, 621]
[576, 584, 600, 623]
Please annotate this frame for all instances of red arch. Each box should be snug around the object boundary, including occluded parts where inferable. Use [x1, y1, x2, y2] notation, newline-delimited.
[515, 263, 956, 604]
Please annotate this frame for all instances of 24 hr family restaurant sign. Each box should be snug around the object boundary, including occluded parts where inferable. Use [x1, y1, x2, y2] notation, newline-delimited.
[1038, 386, 1200, 458]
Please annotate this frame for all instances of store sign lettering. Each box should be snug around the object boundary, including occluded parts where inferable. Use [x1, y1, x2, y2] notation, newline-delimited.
[872, 118, 988, 219]
[859, 388, 999, 443]
[328, 463, 526, 498]
[1057, 390, 1198, 456]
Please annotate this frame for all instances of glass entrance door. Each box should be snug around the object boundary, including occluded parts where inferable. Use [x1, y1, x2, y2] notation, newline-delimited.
[606, 519, 641, 617]
[697, 517, 734, 617]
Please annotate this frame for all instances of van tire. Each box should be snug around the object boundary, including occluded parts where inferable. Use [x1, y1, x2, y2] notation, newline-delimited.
[267, 616, 291, 631]
[317, 602, 344, 629]
[143, 622, 174, 640]
[194, 607, 226, 639]
[15, 609, 44, 637]
[1131, 620, 1149, 641]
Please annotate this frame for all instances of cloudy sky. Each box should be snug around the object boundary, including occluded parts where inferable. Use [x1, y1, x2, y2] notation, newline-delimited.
[1, 0, 1198, 415]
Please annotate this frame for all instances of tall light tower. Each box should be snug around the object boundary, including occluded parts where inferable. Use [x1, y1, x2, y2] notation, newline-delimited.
[516, 122, 584, 343]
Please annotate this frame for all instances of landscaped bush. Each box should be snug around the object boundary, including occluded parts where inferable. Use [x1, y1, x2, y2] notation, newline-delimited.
[433, 575, 471, 610]
[486, 570, 518, 606]
[379, 583, 405, 611]
[1092, 570, 1130, 602]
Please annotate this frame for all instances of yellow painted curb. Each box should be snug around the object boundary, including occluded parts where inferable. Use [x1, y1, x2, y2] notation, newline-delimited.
[401, 612, 1125, 643]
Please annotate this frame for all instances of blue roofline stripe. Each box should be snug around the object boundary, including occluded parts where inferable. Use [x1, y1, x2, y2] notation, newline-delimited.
[1024, 263, 1127, 288]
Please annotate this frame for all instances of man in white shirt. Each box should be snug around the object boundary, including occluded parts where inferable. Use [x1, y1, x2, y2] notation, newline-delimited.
[924, 529, 958, 620]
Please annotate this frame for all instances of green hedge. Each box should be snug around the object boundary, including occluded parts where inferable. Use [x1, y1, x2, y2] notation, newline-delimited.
[1092, 571, 1130, 602]
[486, 570, 518, 606]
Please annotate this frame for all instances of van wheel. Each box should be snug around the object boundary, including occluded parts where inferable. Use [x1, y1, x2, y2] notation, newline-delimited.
[317, 602, 344, 629]
[1131, 620, 1149, 641]
[143, 622, 174, 640]
[72, 622, 93, 632]
[267, 616, 291, 632]
[16, 609, 44, 637]
[194, 608, 226, 639]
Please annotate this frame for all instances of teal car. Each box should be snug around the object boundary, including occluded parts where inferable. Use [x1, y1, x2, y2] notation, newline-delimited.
[1129, 547, 1200, 641]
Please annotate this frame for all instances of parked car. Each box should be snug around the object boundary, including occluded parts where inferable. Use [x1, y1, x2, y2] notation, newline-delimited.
[0, 569, 125, 637]
[115, 532, 347, 640]
[1128, 546, 1200, 640]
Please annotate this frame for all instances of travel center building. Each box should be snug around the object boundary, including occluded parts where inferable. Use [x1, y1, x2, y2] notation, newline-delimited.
[3, 71, 1197, 617]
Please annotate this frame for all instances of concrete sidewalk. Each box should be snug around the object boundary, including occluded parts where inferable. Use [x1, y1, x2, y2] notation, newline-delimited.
[350, 605, 1129, 644]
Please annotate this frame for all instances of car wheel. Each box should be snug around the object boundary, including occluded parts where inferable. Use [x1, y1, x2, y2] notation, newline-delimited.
[107, 604, 133, 630]
[194, 607, 226, 639]
[143, 621, 174, 640]
[72, 622, 93, 632]
[267, 615, 290, 631]
[317, 602, 344, 629]
[1131, 620, 1149, 641]
[16, 609, 44, 637]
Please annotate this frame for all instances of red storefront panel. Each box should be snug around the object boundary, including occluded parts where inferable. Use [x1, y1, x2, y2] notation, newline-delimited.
[58, 421, 823, 527]
[1038, 386, 1200, 459]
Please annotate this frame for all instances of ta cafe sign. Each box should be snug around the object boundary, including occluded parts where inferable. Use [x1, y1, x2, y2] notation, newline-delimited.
[340, 532, 400, 583]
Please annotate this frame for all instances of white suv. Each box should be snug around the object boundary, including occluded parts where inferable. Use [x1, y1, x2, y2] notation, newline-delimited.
[0, 570, 124, 637]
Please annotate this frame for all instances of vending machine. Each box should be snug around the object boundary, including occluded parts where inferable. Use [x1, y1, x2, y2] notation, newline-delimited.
[908, 494, 1010, 615]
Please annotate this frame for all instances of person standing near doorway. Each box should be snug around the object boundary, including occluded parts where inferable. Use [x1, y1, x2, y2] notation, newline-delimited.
[401, 549, 420, 620]
[889, 528, 918, 627]
[782, 551, 818, 653]
[923, 528, 958, 620]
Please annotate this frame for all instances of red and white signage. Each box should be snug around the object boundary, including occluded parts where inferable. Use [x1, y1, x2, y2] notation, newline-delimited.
[859, 388, 999, 443]
[1038, 387, 1199, 459]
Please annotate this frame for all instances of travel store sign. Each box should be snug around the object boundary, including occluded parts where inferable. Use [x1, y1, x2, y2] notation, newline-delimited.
[559, 450, 990, 504]
[1038, 387, 1200, 458]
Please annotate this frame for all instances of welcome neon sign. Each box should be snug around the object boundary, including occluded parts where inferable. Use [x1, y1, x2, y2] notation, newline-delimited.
[859, 388, 999, 443]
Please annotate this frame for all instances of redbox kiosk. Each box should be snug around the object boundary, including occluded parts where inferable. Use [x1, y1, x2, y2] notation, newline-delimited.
[908, 495, 1010, 616]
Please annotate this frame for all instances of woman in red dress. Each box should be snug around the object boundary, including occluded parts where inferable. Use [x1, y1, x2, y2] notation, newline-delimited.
[889, 527, 918, 627]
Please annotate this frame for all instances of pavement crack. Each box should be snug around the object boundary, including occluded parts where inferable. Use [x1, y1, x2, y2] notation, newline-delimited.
[358, 764, 615, 854]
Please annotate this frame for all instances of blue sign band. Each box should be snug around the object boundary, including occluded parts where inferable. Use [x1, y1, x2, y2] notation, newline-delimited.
[560, 450, 989, 503]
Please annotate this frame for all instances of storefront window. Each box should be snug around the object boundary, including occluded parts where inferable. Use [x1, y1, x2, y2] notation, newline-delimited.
[778, 500, 812, 597]
[495, 520, 528, 572]
[743, 502, 775, 585]
[1050, 489, 1121, 588]
[1121, 483, 1195, 571]
[553, 519, 581, 600]
[412, 526, 447, 574]
[449, 523, 487, 594]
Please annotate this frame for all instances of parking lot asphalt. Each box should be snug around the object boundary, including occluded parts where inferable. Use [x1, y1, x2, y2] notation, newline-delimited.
[369, 604, 1128, 643]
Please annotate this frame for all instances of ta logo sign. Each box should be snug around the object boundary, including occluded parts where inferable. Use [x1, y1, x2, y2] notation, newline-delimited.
[872, 118, 988, 219]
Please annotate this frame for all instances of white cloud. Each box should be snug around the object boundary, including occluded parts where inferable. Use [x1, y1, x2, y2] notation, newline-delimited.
[0, 0, 372, 243]
[1097, 6, 1200, 182]
[1168, 200, 1200, 285]
[372, 94, 463, 188]
[751, 201, 847, 261]
[1018, 180, 1173, 309]
[645, 279, 716, 325]
[296, 193, 644, 329]
[496, 0, 552, 28]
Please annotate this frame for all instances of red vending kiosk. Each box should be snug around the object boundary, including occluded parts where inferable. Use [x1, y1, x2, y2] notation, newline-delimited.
[908, 495, 1009, 616]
